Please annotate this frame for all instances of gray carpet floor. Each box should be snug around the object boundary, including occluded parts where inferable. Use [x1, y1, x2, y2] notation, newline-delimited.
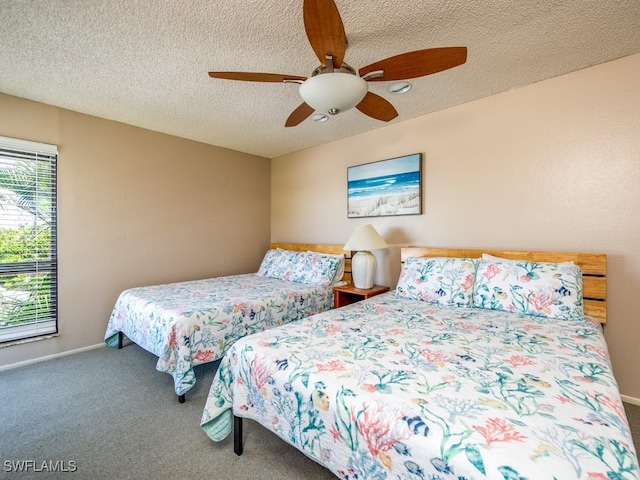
[1, 344, 639, 479]
[0, 344, 334, 480]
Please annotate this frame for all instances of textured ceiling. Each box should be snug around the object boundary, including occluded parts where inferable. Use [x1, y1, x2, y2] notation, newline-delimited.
[1, 0, 639, 159]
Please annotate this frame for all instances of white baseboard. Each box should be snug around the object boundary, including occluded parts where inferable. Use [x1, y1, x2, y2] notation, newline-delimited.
[621, 394, 640, 406]
[0, 343, 105, 372]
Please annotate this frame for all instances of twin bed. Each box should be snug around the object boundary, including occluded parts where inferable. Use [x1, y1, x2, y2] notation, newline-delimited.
[104, 243, 351, 402]
[199, 247, 639, 479]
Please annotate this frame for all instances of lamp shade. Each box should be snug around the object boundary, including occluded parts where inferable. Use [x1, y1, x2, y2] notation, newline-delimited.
[343, 224, 388, 251]
[299, 73, 368, 115]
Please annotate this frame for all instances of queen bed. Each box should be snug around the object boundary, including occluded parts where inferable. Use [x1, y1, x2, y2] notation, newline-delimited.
[104, 243, 350, 402]
[200, 247, 639, 479]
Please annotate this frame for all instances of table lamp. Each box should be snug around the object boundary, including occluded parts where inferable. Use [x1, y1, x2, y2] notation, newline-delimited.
[343, 224, 388, 289]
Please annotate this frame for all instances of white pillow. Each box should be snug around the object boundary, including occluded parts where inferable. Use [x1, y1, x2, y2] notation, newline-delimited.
[482, 253, 514, 264]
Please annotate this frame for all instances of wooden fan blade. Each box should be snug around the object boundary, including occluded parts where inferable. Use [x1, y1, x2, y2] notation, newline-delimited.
[303, 0, 347, 68]
[359, 47, 467, 81]
[356, 92, 398, 122]
[208, 72, 306, 83]
[285, 103, 315, 127]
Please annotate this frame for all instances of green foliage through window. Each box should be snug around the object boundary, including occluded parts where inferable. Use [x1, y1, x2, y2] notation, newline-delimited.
[0, 137, 57, 341]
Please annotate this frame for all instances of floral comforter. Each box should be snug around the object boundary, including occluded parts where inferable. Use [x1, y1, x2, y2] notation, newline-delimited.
[201, 292, 639, 479]
[104, 274, 334, 395]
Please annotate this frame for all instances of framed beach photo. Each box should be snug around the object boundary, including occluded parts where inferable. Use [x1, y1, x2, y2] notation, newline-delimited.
[347, 153, 423, 218]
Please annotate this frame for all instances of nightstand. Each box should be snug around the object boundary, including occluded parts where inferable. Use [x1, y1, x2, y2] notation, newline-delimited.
[332, 284, 390, 308]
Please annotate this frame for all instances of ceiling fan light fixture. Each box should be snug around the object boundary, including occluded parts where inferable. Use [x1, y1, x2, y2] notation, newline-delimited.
[387, 81, 412, 95]
[299, 73, 368, 115]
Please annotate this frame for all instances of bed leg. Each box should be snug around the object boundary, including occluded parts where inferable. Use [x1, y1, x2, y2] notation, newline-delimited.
[234, 415, 243, 456]
[117, 331, 123, 349]
[178, 394, 185, 403]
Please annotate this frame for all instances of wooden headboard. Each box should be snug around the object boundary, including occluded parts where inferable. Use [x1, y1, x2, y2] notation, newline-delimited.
[401, 247, 607, 324]
[270, 243, 353, 285]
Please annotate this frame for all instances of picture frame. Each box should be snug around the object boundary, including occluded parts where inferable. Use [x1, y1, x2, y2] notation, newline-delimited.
[347, 153, 422, 218]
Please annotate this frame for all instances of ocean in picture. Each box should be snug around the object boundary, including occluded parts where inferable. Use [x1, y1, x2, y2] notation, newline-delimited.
[348, 154, 421, 217]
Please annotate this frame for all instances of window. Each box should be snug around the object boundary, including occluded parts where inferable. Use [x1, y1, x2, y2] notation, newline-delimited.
[0, 136, 57, 344]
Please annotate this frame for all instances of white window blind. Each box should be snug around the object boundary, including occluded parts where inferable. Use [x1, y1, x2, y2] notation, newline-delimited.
[0, 136, 57, 343]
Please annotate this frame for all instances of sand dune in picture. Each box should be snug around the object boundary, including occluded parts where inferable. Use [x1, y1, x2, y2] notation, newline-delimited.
[348, 191, 420, 217]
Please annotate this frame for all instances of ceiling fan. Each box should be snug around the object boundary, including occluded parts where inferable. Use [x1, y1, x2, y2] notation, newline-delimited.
[208, 0, 467, 127]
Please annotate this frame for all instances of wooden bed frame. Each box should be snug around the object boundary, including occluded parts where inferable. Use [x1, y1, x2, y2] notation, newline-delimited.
[401, 247, 607, 324]
[267, 244, 606, 322]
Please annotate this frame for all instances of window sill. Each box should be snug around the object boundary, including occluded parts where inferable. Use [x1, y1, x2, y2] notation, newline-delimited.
[0, 332, 59, 349]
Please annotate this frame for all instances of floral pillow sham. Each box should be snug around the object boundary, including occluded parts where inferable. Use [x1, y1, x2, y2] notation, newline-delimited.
[473, 259, 583, 319]
[256, 249, 341, 286]
[256, 248, 286, 277]
[308, 251, 345, 283]
[291, 251, 342, 286]
[394, 256, 479, 307]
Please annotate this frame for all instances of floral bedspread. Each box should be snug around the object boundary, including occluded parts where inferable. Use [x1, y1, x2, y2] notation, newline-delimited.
[201, 292, 639, 479]
[104, 274, 334, 395]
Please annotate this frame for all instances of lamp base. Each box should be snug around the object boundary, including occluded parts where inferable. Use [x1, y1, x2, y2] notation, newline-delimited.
[351, 251, 377, 289]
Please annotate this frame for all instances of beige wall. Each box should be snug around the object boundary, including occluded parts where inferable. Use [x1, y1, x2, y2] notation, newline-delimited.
[0, 93, 271, 367]
[272, 54, 640, 399]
